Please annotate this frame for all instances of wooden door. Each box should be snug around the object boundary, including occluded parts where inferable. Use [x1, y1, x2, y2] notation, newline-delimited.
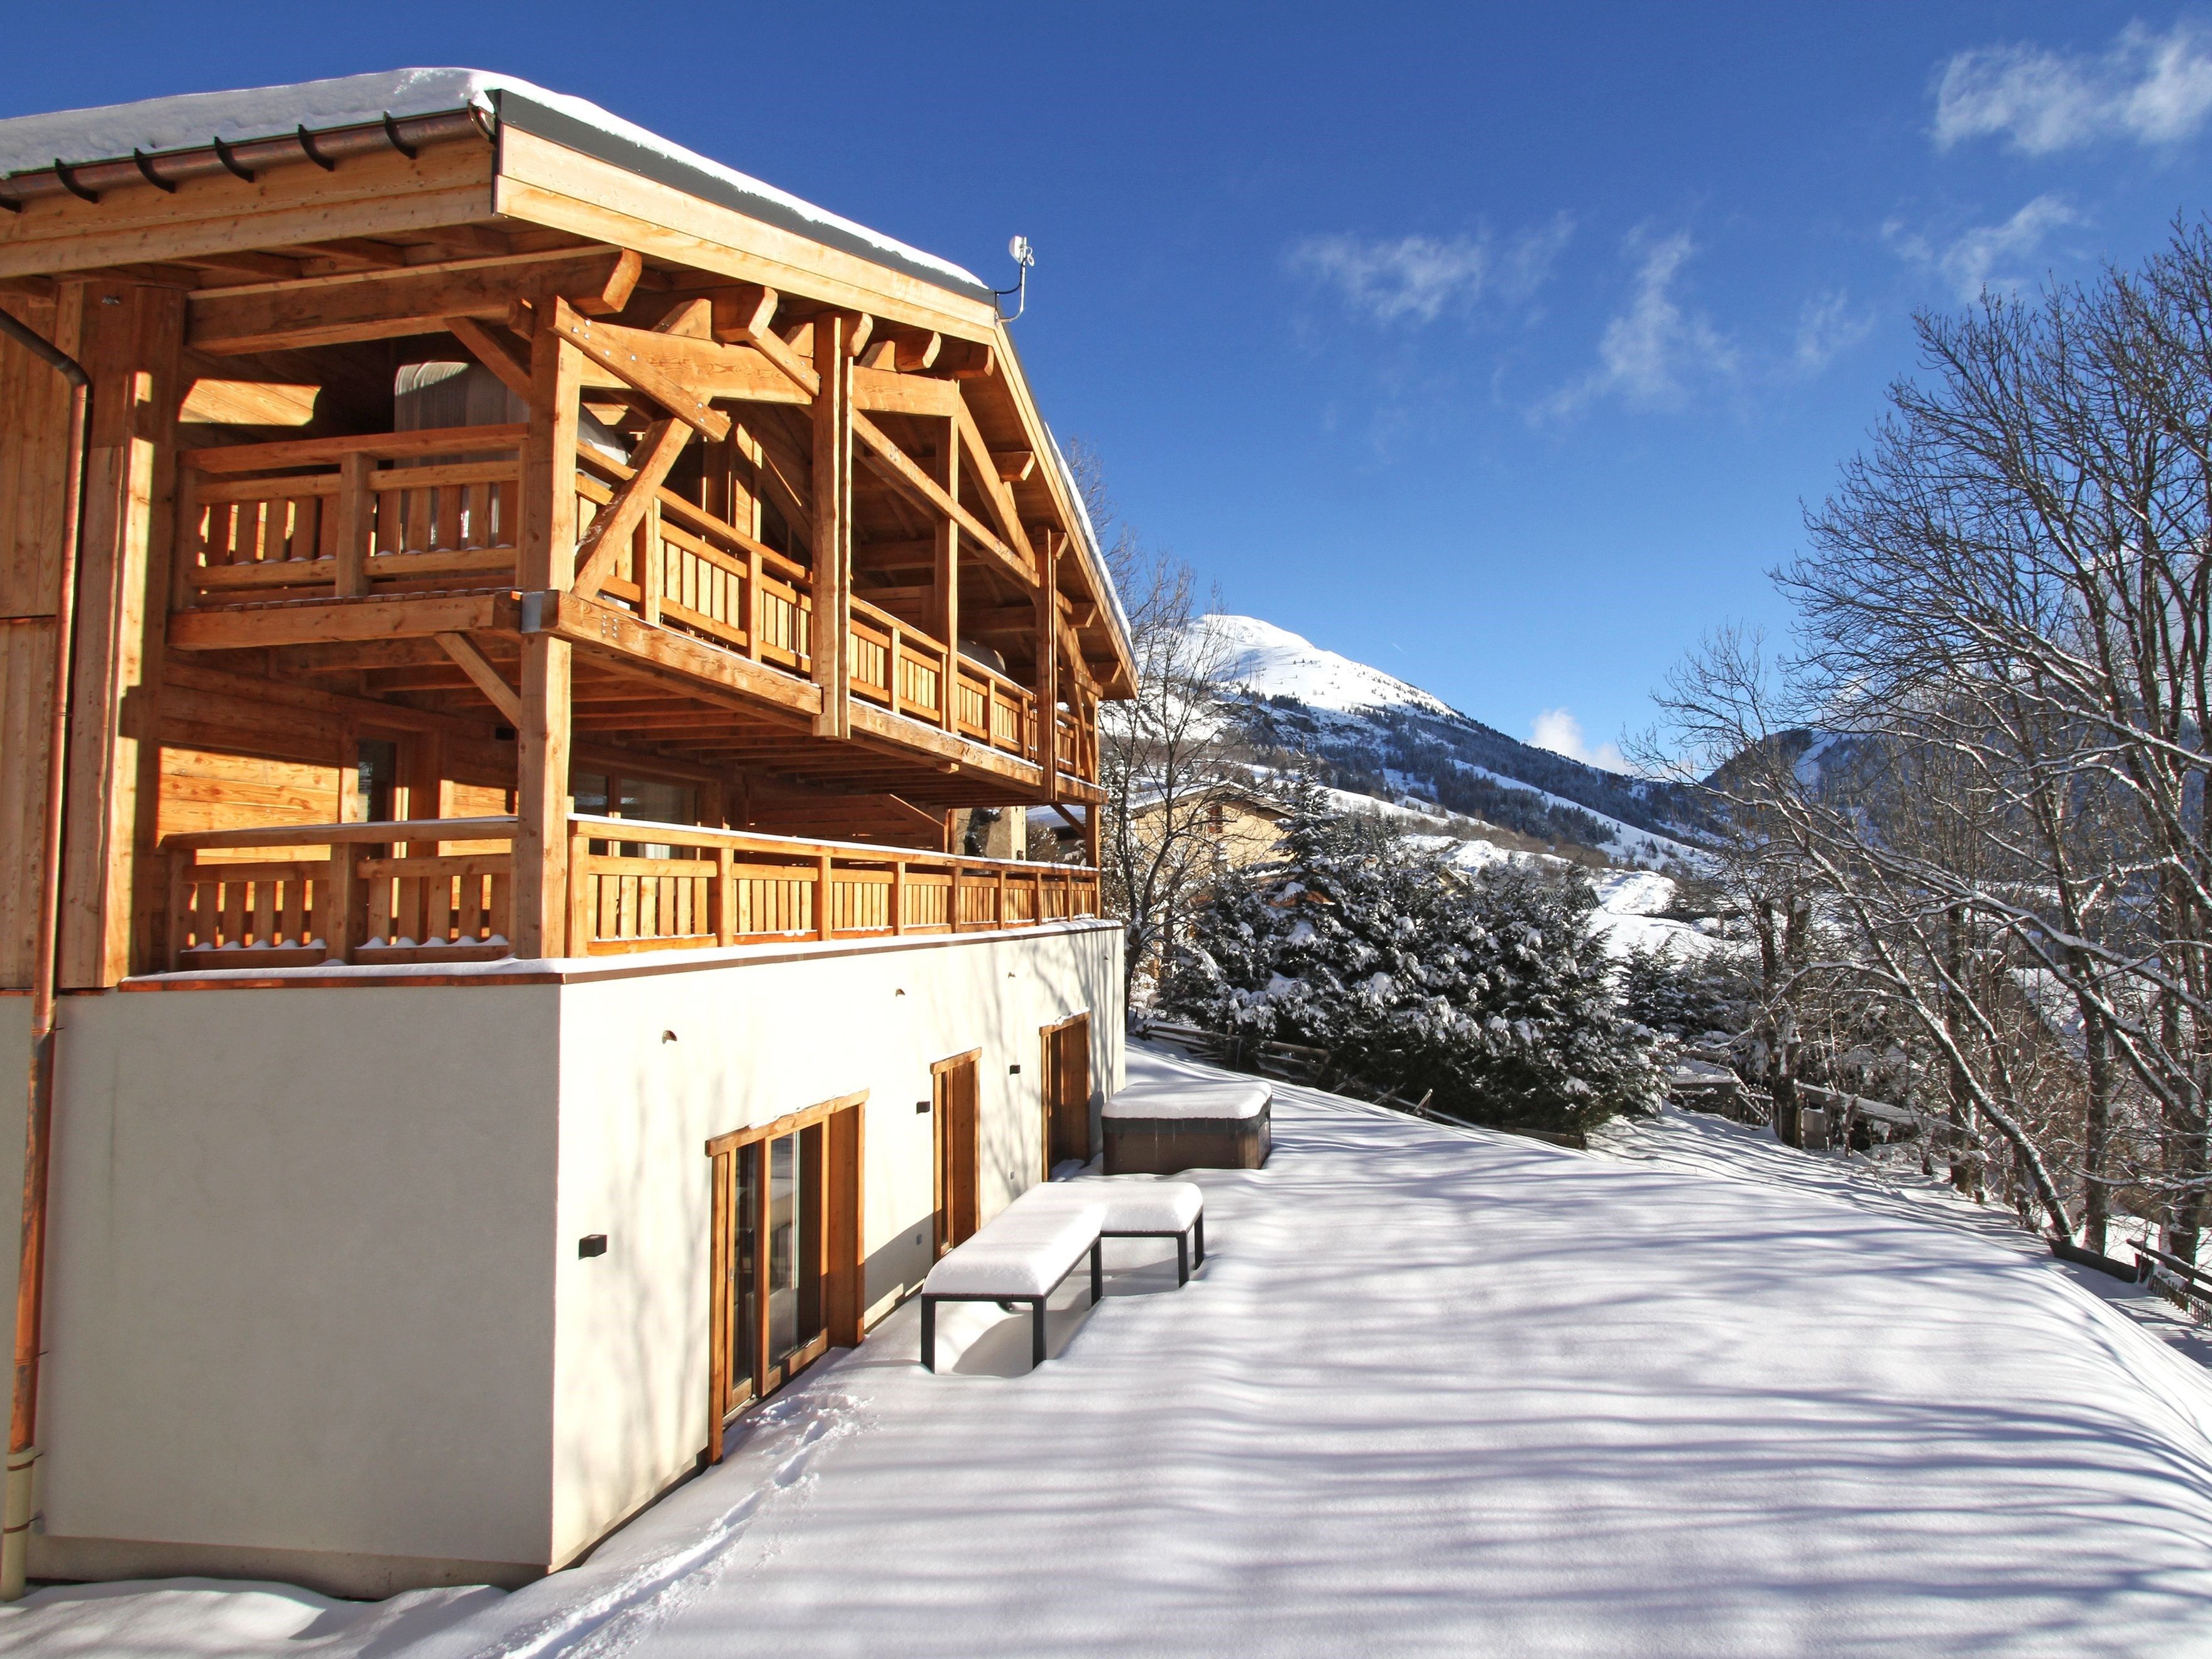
[706, 1090, 867, 1462]
[932, 1051, 980, 1255]
[1043, 1013, 1092, 1173]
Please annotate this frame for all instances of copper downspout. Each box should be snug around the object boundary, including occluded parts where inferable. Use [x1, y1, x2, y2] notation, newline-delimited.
[0, 308, 89, 1602]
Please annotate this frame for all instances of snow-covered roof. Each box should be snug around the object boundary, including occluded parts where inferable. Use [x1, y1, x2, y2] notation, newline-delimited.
[0, 68, 994, 304]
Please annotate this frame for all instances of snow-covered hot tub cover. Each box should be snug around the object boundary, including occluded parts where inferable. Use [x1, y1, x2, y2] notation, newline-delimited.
[1107, 1048, 1271, 1121]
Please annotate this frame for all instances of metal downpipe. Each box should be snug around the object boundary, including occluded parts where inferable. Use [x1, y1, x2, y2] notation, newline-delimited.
[0, 306, 90, 1602]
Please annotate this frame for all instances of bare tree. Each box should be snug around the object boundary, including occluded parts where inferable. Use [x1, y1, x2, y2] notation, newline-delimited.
[1653, 224, 2212, 1254]
[1066, 439, 1240, 1012]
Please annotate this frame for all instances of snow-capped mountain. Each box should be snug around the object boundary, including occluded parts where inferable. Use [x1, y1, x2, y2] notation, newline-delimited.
[1198, 615, 1701, 867]
[1203, 615, 1458, 721]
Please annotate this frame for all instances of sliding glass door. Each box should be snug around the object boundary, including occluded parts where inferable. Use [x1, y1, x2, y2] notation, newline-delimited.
[707, 1094, 865, 1458]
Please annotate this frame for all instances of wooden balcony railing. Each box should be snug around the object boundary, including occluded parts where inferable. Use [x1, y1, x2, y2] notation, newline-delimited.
[161, 816, 1102, 970]
[175, 430, 1098, 785]
[178, 425, 526, 600]
[163, 818, 520, 971]
[575, 456, 812, 671]
[564, 816, 1098, 953]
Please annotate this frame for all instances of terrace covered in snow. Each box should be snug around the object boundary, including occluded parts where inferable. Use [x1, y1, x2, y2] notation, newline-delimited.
[10, 1060, 2212, 1656]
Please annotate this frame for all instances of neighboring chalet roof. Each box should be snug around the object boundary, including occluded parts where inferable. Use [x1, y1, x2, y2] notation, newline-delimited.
[1122, 784, 1294, 820]
[0, 68, 1136, 679]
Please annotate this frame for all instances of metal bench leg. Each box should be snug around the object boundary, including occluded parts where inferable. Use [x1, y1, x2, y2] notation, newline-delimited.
[1090, 1237, 1103, 1304]
[1031, 1298, 1047, 1369]
[921, 1297, 936, 1372]
[1194, 1214, 1206, 1266]
[1176, 1230, 1189, 1286]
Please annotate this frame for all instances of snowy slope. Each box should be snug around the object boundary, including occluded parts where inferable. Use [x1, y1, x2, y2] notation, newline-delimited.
[1200, 615, 1702, 866]
[41, 1063, 2212, 1657]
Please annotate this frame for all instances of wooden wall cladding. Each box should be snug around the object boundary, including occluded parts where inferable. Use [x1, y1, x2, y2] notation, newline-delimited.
[0, 292, 72, 621]
[0, 622, 56, 987]
[0, 292, 75, 986]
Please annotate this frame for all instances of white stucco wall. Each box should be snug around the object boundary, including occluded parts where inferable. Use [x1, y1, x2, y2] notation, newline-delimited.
[0, 982, 562, 1582]
[546, 919, 1122, 1565]
[0, 919, 1124, 1589]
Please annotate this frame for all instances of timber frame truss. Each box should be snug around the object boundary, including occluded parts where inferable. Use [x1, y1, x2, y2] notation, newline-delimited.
[0, 97, 1131, 963]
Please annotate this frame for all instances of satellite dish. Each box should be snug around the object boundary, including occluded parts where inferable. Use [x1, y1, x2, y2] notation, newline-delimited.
[998, 236, 1035, 320]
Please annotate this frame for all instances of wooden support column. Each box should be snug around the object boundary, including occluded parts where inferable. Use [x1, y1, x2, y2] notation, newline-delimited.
[811, 312, 856, 739]
[1034, 528, 1059, 795]
[59, 280, 186, 987]
[932, 419, 960, 733]
[515, 312, 583, 958]
[402, 731, 447, 857]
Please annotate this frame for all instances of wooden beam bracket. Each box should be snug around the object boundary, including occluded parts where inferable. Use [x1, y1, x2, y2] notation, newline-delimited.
[434, 632, 525, 725]
[544, 301, 733, 442]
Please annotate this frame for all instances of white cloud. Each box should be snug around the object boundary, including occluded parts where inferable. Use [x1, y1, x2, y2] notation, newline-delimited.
[1792, 289, 1876, 373]
[1531, 707, 1629, 774]
[1884, 194, 2079, 300]
[1539, 229, 1738, 418]
[1288, 215, 1572, 327]
[1935, 21, 2212, 153]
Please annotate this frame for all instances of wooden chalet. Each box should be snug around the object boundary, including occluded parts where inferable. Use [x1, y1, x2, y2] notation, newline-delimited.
[0, 70, 1129, 1597]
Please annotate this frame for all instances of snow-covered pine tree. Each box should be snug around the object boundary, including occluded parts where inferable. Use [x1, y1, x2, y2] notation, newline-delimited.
[1618, 939, 1744, 1046]
[1418, 862, 1660, 1135]
[1167, 777, 1660, 1135]
[1163, 772, 1412, 1056]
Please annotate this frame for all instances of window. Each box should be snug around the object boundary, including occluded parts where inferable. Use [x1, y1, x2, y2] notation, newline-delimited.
[571, 767, 699, 858]
[352, 738, 399, 823]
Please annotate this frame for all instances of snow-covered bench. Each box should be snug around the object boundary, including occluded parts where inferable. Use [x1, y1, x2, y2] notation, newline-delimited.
[919, 1202, 1105, 1373]
[1008, 1177, 1207, 1285]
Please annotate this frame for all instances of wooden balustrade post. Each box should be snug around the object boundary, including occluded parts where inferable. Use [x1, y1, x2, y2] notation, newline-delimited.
[165, 851, 192, 969]
[334, 450, 373, 598]
[892, 859, 907, 935]
[888, 623, 902, 717]
[996, 865, 1007, 930]
[322, 844, 358, 963]
[716, 846, 736, 946]
[566, 829, 593, 955]
[816, 851, 835, 940]
[745, 546, 765, 661]
[638, 498, 662, 626]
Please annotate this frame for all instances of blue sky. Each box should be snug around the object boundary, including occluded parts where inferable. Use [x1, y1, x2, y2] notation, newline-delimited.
[8, 4, 2211, 769]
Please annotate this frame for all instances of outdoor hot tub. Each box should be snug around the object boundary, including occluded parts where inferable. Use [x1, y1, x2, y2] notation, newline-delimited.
[1105, 1046, 1273, 1174]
